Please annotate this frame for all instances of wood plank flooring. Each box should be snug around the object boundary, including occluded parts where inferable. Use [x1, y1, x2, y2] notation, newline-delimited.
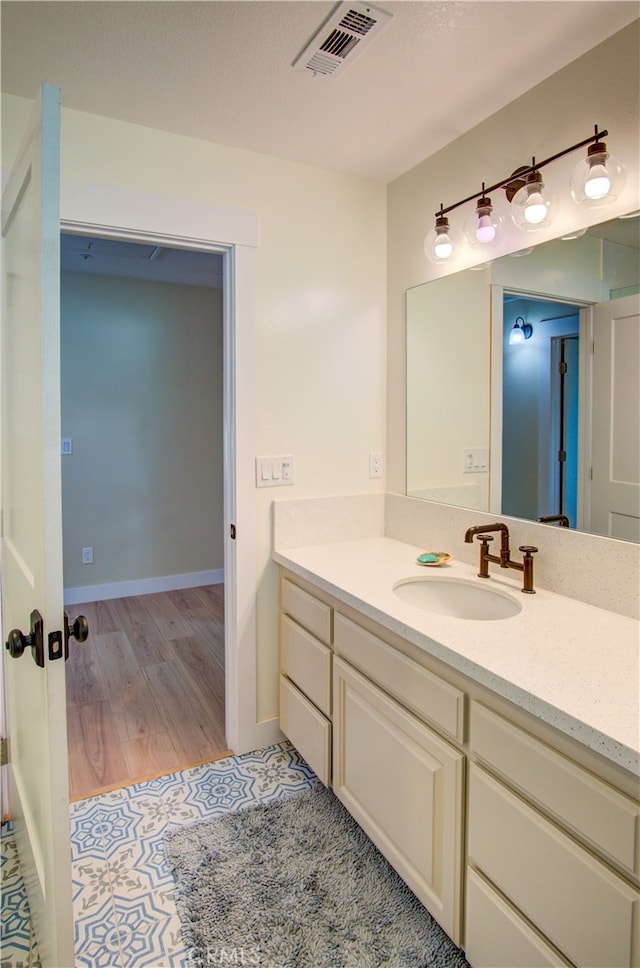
[66, 584, 230, 800]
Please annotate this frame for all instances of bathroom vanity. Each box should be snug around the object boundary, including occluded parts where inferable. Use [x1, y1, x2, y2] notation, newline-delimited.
[274, 535, 640, 968]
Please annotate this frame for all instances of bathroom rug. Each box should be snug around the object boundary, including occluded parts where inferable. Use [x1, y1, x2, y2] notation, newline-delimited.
[164, 784, 469, 968]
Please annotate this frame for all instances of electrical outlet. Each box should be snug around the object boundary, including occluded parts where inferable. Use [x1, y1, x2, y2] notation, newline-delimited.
[61, 437, 73, 455]
[82, 547, 93, 564]
[369, 452, 384, 478]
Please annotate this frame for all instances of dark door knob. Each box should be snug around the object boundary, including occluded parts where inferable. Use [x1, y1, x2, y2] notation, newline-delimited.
[64, 613, 89, 650]
[5, 610, 45, 667]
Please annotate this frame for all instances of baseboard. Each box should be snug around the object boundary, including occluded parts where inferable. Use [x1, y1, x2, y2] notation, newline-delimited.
[64, 568, 224, 605]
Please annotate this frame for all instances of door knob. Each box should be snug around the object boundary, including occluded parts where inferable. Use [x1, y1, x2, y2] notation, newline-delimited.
[64, 613, 89, 652]
[5, 610, 45, 667]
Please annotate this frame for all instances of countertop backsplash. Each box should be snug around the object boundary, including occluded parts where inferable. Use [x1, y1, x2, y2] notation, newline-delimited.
[273, 492, 639, 620]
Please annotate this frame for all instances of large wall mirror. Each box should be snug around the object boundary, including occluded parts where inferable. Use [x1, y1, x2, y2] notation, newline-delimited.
[406, 211, 640, 542]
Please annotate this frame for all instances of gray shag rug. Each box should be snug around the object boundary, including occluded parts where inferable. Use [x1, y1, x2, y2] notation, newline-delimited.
[164, 785, 470, 968]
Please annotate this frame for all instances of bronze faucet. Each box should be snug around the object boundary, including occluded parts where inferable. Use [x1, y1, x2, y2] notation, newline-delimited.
[464, 523, 538, 594]
[536, 514, 569, 527]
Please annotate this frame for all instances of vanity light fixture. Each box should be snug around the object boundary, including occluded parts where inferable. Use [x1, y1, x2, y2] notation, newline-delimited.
[570, 136, 626, 207]
[508, 316, 533, 345]
[425, 125, 624, 263]
[463, 185, 504, 248]
[424, 207, 460, 264]
[506, 165, 555, 230]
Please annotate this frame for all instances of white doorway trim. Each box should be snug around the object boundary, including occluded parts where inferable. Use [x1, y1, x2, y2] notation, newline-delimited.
[60, 179, 259, 754]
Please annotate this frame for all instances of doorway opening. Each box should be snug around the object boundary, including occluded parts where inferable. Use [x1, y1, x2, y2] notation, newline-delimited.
[501, 293, 581, 527]
[60, 234, 230, 798]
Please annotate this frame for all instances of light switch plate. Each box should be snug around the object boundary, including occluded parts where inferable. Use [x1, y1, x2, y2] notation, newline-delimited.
[255, 456, 295, 487]
[463, 448, 488, 473]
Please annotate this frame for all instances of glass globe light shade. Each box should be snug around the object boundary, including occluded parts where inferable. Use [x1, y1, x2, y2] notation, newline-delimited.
[424, 215, 459, 264]
[510, 171, 555, 231]
[570, 142, 626, 208]
[463, 196, 504, 248]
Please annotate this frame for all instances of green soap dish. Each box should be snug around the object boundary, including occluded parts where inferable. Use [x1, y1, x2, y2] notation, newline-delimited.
[416, 552, 452, 567]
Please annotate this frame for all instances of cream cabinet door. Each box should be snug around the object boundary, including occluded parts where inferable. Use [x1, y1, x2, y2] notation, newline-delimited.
[332, 656, 464, 943]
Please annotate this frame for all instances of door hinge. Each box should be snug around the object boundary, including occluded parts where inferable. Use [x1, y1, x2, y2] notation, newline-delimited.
[558, 361, 568, 374]
[558, 450, 567, 462]
[0, 737, 7, 767]
[230, 523, 236, 540]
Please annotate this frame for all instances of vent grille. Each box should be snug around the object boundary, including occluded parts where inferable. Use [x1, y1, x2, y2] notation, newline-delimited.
[339, 9, 377, 35]
[293, 1, 392, 78]
[320, 28, 361, 60]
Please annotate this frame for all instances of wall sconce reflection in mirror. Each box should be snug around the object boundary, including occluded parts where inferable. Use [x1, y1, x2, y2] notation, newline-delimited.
[508, 316, 533, 345]
[424, 125, 626, 264]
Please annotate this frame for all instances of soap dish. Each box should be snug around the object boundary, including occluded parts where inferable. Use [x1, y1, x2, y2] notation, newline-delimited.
[416, 552, 452, 567]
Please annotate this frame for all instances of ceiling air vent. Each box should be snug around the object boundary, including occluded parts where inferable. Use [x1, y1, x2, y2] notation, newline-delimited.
[293, 2, 392, 78]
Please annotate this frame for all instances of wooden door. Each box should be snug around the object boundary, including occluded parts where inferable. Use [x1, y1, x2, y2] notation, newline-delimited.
[1, 83, 74, 967]
[590, 294, 640, 541]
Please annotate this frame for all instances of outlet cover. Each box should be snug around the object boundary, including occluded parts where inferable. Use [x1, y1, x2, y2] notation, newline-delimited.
[369, 452, 384, 478]
[82, 547, 93, 564]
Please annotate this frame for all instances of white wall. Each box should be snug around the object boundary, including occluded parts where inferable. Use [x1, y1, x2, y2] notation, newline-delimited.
[61, 271, 223, 592]
[406, 267, 489, 508]
[1, 94, 387, 724]
[388, 21, 640, 492]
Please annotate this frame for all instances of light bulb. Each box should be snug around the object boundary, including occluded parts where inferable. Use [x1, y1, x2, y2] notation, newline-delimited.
[434, 233, 453, 259]
[476, 215, 496, 243]
[570, 140, 626, 208]
[509, 325, 525, 345]
[524, 189, 547, 224]
[584, 163, 611, 200]
[463, 194, 503, 248]
[509, 170, 554, 231]
[424, 212, 459, 264]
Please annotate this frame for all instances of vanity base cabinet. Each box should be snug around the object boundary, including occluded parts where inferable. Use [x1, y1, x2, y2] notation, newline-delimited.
[467, 762, 640, 968]
[465, 868, 571, 968]
[332, 655, 464, 944]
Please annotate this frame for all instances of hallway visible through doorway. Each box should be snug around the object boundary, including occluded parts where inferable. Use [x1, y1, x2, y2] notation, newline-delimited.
[66, 586, 229, 800]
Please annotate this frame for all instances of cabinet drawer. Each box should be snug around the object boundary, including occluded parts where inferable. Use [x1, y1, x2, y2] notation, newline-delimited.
[280, 614, 331, 717]
[468, 763, 640, 968]
[281, 578, 332, 645]
[279, 675, 331, 786]
[334, 612, 464, 742]
[465, 867, 571, 968]
[471, 702, 640, 878]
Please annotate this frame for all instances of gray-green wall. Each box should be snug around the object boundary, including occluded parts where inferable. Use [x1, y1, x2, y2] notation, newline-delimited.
[61, 271, 223, 592]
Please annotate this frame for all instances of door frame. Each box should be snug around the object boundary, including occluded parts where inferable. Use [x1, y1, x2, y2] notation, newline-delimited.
[60, 178, 259, 754]
[490, 285, 591, 525]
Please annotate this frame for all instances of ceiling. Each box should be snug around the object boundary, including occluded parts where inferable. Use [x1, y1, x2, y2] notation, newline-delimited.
[2, 1, 638, 182]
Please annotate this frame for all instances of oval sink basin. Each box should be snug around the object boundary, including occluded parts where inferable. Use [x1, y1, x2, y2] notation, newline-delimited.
[393, 576, 522, 621]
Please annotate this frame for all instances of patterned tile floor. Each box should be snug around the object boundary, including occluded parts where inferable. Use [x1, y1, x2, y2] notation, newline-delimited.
[1, 742, 318, 968]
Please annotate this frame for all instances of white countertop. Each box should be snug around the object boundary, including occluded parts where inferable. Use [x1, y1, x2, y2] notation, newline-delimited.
[273, 537, 640, 774]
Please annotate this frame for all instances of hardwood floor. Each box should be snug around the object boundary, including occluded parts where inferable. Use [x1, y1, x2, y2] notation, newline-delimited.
[66, 584, 230, 800]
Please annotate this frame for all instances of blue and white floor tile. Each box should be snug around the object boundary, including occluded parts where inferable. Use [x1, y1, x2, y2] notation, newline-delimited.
[1, 820, 42, 968]
[70, 741, 318, 967]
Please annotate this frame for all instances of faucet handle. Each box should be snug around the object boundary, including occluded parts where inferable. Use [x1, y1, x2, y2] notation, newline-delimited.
[519, 545, 538, 555]
[477, 534, 494, 544]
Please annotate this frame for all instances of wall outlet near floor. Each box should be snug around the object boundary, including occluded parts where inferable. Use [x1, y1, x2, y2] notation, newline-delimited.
[82, 547, 93, 564]
[369, 451, 384, 479]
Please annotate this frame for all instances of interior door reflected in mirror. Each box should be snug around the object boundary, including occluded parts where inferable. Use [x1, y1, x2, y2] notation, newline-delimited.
[406, 213, 640, 542]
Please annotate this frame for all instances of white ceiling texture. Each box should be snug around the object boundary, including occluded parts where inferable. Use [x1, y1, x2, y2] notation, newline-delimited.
[2, 1, 638, 283]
